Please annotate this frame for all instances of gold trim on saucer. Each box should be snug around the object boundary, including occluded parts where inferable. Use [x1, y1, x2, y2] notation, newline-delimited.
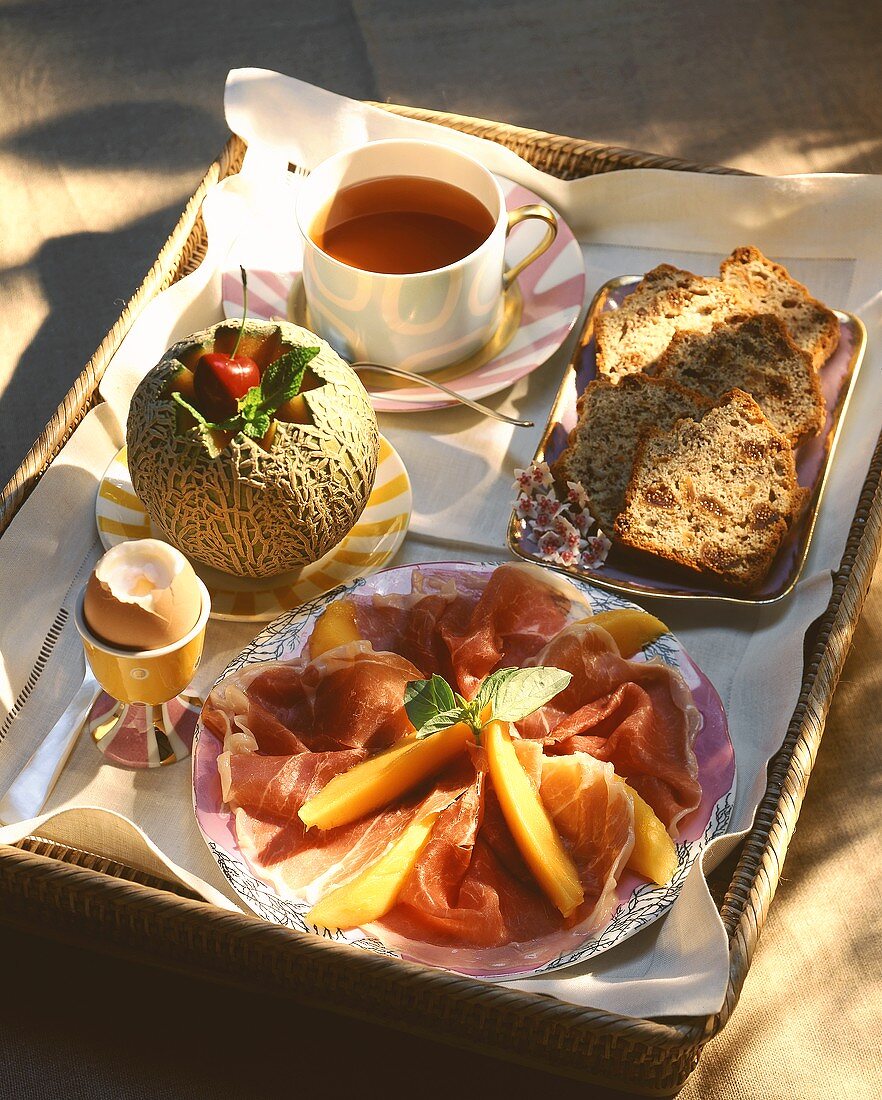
[287, 276, 523, 391]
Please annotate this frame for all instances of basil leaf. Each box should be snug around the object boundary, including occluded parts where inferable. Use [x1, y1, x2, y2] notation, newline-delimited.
[479, 666, 573, 723]
[473, 668, 519, 714]
[260, 346, 320, 413]
[404, 674, 457, 731]
[414, 709, 464, 740]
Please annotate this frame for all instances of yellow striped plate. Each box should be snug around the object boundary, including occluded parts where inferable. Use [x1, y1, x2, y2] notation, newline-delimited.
[95, 439, 412, 622]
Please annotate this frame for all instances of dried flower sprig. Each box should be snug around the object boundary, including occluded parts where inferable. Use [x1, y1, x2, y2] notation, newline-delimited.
[513, 462, 611, 570]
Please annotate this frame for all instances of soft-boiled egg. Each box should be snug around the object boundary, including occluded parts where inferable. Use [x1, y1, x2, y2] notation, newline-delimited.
[83, 539, 203, 651]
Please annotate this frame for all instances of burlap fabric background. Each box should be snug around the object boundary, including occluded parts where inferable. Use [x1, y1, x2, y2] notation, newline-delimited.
[1, 3, 880, 1097]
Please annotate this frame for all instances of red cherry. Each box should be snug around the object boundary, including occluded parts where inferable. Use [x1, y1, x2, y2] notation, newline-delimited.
[193, 353, 260, 421]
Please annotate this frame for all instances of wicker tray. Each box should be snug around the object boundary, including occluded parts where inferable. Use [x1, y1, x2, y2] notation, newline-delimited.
[1, 106, 879, 1096]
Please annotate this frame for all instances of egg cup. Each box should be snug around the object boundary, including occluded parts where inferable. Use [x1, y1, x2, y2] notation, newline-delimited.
[74, 580, 211, 768]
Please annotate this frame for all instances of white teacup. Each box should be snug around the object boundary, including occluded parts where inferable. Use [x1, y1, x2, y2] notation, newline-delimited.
[295, 139, 557, 374]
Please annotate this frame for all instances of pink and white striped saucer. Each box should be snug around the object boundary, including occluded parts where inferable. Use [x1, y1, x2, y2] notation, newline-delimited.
[221, 177, 585, 413]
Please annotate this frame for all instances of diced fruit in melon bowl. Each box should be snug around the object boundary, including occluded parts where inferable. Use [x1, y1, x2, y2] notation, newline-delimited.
[126, 319, 380, 579]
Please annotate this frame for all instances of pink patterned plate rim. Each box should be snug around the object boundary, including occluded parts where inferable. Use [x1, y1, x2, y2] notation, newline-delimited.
[508, 275, 868, 605]
[193, 560, 735, 982]
[221, 176, 586, 412]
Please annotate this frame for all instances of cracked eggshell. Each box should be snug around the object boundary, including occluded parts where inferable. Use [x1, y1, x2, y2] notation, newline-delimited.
[83, 539, 203, 651]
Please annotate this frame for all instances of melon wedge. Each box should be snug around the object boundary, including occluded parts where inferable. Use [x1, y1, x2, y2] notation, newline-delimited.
[299, 721, 474, 831]
[484, 720, 584, 917]
[166, 365, 197, 403]
[581, 609, 669, 657]
[625, 783, 678, 885]
[307, 809, 441, 930]
[308, 599, 361, 657]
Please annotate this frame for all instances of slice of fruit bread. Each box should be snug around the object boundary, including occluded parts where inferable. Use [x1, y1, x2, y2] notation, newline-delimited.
[614, 389, 808, 590]
[594, 264, 750, 382]
[555, 374, 711, 534]
[650, 314, 826, 446]
[719, 246, 839, 369]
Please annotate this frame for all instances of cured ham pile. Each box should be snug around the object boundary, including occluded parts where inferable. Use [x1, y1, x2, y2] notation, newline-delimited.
[201, 563, 704, 972]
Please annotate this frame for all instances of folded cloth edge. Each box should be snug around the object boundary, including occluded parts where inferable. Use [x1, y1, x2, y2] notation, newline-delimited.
[0, 806, 242, 913]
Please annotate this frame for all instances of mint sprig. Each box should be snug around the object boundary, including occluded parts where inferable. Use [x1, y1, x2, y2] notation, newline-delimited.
[172, 344, 320, 442]
[404, 666, 572, 740]
[260, 347, 314, 411]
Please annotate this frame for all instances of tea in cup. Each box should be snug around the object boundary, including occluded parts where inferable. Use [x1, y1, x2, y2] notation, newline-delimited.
[295, 139, 558, 373]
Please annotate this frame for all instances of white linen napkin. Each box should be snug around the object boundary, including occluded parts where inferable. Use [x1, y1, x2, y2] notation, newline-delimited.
[2, 68, 881, 1019]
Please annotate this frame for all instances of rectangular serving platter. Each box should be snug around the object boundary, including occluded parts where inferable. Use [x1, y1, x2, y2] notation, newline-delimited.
[1, 117, 881, 1095]
[508, 274, 867, 605]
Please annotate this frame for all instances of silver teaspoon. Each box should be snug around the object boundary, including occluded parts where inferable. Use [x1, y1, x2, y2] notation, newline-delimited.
[351, 362, 534, 427]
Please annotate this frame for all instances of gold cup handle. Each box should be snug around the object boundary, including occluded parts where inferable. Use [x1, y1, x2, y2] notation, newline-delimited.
[502, 204, 558, 290]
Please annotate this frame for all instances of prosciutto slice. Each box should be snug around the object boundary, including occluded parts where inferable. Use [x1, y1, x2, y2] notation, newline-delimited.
[383, 750, 559, 949]
[226, 748, 473, 901]
[339, 563, 587, 694]
[206, 654, 474, 902]
[517, 622, 702, 834]
[439, 562, 588, 697]
[203, 643, 423, 754]
[346, 569, 487, 678]
[524, 744, 635, 928]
